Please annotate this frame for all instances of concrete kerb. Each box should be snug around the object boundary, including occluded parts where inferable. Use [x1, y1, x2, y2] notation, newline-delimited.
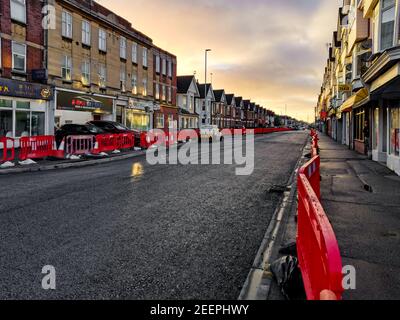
[0, 149, 148, 175]
[238, 135, 310, 300]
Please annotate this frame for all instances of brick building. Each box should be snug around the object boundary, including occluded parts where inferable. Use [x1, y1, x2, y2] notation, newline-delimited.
[0, 0, 54, 139]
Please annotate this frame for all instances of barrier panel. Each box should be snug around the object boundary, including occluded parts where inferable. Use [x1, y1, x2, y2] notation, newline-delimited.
[116, 133, 135, 150]
[297, 163, 343, 300]
[65, 135, 96, 155]
[298, 156, 321, 200]
[0, 137, 15, 163]
[19, 136, 55, 161]
[93, 134, 118, 154]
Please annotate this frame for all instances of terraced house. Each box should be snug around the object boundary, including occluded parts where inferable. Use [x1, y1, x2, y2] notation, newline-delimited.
[317, 0, 400, 175]
[47, 0, 155, 131]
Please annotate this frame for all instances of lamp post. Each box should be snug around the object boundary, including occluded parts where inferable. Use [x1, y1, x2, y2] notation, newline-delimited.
[205, 49, 211, 125]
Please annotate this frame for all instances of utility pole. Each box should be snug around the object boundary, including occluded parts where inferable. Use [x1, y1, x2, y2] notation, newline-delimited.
[205, 49, 211, 125]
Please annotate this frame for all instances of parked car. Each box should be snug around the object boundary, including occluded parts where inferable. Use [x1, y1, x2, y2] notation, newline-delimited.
[87, 121, 141, 146]
[55, 124, 105, 148]
[199, 125, 223, 143]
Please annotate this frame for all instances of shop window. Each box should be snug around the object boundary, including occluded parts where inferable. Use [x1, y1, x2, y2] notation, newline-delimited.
[16, 101, 30, 109]
[15, 111, 30, 137]
[10, 0, 26, 24]
[126, 111, 150, 131]
[62, 55, 72, 81]
[0, 110, 12, 137]
[390, 108, 399, 156]
[12, 42, 26, 73]
[354, 110, 366, 141]
[62, 11, 73, 39]
[31, 112, 45, 136]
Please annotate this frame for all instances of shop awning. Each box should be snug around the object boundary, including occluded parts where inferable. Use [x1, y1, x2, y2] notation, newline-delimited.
[339, 88, 369, 113]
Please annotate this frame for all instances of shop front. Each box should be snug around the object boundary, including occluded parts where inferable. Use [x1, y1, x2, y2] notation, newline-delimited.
[55, 89, 115, 127]
[0, 78, 53, 140]
[122, 98, 154, 132]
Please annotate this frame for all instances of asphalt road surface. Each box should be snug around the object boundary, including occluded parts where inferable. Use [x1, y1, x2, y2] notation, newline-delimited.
[0, 131, 307, 299]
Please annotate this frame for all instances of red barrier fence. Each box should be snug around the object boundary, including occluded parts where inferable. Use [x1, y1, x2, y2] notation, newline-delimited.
[297, 133, 343, 300]
[65, 135, 96, 156]
[19, 136, 55, 161]
[0, 137, 15, 163]
[116, 133, 135, 150]
[93, 134, 118, 154]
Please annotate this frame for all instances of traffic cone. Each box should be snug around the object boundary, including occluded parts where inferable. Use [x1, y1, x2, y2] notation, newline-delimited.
[52, 138, 65, 159]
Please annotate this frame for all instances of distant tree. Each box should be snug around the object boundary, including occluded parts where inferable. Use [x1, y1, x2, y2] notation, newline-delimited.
[274, 116, 282, 127]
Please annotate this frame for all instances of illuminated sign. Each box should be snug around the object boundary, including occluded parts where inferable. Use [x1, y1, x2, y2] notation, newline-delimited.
[0, 78, 53, 100]
[57, 91, 113, 114]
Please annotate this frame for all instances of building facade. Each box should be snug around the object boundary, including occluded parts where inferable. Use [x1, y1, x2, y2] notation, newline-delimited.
[196, 83, 214, 126]
[153, 46, 178, 131]
[176, 75, 199, 129]
[0, 0, 54, 140]
[47, 0, 154, 132]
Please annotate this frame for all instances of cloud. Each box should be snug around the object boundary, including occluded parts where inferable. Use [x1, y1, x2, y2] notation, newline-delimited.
[101, 0, 338, 121]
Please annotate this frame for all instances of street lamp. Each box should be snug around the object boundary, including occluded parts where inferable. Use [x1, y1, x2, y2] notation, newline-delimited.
[205, 49, 211, 125]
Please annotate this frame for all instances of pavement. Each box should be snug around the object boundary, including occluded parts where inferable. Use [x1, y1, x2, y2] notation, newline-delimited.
[0, 131, 308, 299]
[318, 134, 400, 300]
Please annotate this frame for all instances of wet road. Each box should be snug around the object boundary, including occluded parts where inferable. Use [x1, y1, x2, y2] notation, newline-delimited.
[0, 131, 307, 299]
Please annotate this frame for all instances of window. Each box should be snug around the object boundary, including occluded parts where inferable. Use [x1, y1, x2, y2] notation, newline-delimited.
[99, 28, 107, 52]
[380, 0, 396, 50]
[62, 11, 73, 39]
[168, 114, 174, 129]
[10, 0, 26, 24]
[12, 42, 26, 72]
[62, 55, 72, 81]
[132, 42, 138, 64]
[131, 73, 137, 95]
[98, 63, 106, 88]
[155, 114, 164, 129]
[155, 84, 160, 100]
[120, 36, 127, 59]
[82, 20, 91, 46]
[390, 107, 399, 156]
[162, 58, 166, 75]
[156, 56, 160, 73]
[142, 77, 147, 96]
[81, 60, 90, 85]
[168, 61, 172, 77]
[142, 47, 148, 67]
[355, 110, 366, 141]
[168, 87, 172, 103]
[162, 85, 166, 101]
[120, 65, 126, 92]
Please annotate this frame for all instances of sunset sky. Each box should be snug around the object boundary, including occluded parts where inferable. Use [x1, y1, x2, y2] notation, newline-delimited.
[100, 0, 339, 122]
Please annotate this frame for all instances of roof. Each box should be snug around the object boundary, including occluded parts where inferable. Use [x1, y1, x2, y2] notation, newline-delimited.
[213, 90, 225, 102]
[235, 97, 243, 108]
[243, 100, 251, 108]
[225, 94, 234, 105]
[177, 76, 195, 94]
[197, 83, 212, 99]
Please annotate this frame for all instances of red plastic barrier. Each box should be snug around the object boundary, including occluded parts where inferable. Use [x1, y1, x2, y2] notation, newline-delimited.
[117, 133, 135, 150]
[0, 137, 15, 163]
[297, 156, 343, 300]
[65, 135, 96, 155]
[93, 134, 118, 154]
[299, 156, 321, 200]
[19, 136, 55, 161]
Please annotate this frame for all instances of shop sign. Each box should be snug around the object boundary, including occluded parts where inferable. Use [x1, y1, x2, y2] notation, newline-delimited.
[337, 84, 352, 92]
[57, 91, 113, 114]
[0, 78, 53, 100]
[32, 69, 48, 82]
[320, 111, 328, 120]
